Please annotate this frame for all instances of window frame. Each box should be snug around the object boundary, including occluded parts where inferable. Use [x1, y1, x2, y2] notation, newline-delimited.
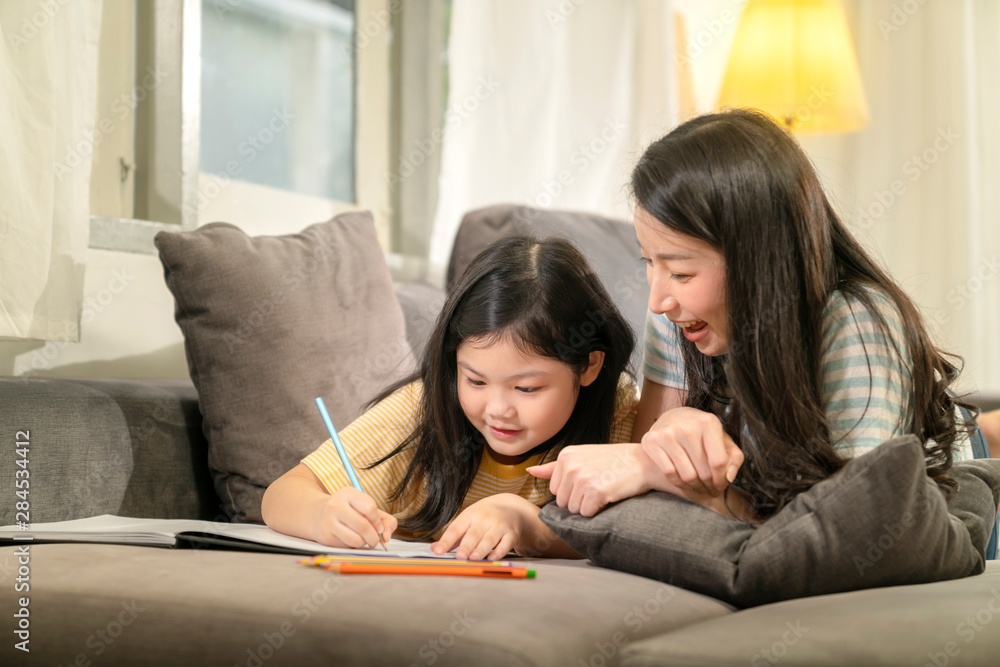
[89, 0, 393, 255]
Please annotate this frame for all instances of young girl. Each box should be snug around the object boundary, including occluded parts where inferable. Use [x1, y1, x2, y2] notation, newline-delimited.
[533, 109, 995, 554]
[262, 235, 637, 561]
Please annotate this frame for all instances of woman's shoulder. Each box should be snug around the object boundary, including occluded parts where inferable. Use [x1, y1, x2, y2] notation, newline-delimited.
[821, 287, 905, 343]
[823, 286, 900, 320]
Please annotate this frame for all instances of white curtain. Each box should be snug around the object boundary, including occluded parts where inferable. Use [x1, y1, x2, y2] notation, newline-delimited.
[0, 0, 102, 341]
[428, 0, 681, 283]
[800, 0, 1000, 396]
[434, 0, 1000, 395]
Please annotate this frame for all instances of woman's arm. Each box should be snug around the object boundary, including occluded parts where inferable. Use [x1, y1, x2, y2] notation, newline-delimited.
[979, 409, 1000, 458]
[632, 377, 687, 441]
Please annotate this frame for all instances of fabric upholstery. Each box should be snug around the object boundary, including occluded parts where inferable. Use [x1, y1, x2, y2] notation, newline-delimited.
[447, 204, 648, 377]
[0, 377, 220, 523]
[619, 561, 1000, 666]
[155, 213, 415, 522]
[0, 378, 134, 525]
[0, 544, 732, 667]
[541, 436, 999, 608]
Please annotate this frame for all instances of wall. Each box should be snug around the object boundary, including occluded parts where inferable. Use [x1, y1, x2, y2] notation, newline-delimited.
[0, 177, 355, 380]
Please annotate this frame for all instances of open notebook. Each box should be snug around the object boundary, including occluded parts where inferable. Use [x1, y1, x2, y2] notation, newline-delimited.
[0, 514, 453, 559]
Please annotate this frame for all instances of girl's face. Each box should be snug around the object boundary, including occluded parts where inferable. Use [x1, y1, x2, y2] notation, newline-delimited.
[456, 336, 603, 464]
[635, 206, 729, 356]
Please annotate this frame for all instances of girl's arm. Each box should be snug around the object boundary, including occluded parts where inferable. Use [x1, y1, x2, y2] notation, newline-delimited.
[430, 494, 582, 560]
[262, 463, 397, 548]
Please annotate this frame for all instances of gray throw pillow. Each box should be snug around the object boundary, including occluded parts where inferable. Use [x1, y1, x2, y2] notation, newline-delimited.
[540, 435, 1000, 608]
[155, 213, 415, 522]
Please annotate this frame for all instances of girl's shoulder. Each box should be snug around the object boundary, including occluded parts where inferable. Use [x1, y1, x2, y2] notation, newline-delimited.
[382, 379, 424, 401]
[359, 379, 425, 424]
[614, 372, 640, 410]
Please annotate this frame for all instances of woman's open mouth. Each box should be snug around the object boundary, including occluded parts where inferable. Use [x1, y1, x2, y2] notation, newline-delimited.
[678, 320, 709, 342]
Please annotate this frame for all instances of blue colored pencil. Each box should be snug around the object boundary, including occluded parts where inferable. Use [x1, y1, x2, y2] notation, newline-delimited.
[314, 397, 386, 551]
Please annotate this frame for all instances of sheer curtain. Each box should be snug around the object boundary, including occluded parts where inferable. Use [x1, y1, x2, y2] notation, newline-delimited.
[428, 0, 681, 284]
[0, 0, 102, 341]
[434, 0, 1000, 394]
[800, 0, 1000, 395]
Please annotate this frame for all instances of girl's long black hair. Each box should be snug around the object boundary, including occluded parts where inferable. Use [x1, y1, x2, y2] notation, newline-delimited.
[631, 108, 975, 518]
[370, 235, 635, 537]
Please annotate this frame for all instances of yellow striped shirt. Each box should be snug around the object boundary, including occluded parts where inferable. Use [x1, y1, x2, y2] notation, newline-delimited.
[301, 374, 638, 523]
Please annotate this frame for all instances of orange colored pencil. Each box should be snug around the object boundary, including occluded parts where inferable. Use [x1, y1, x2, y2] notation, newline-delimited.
[300, 555, 514, 567]
[322, 563, 535, 578]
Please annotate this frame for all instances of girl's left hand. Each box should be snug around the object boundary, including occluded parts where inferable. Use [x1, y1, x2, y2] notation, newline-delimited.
[430, 494, 536, 561]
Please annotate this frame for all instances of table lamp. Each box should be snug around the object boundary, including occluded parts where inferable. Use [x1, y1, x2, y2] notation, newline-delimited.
[716, 0, 868, 133]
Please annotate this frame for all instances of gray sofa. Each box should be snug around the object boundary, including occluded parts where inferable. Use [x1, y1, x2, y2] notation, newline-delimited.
[2, 205, 999, 666]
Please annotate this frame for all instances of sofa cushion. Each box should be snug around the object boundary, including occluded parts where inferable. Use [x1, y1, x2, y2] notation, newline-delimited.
[540, 436, 999, 608]
[393, 280, 446, 360]
[155, 213, 414, 523]
[448, 204, 648, 377]
[0, 544, 732, 666]
[619, 560, 1000, 667]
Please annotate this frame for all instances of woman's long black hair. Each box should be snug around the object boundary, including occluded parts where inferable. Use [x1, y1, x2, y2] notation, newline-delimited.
[370, 235, 635, 537]
[631, 108, 975, 518]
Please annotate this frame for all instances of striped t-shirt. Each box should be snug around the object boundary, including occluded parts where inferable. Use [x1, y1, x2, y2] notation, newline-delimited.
[301, 374, 639, 529]
[643, 290, 973, 461]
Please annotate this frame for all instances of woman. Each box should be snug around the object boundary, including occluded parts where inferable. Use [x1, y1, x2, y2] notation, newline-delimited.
[530, 109, 993, 533]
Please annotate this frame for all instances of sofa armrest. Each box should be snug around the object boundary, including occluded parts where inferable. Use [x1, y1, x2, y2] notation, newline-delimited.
[0, 377, 221, 525]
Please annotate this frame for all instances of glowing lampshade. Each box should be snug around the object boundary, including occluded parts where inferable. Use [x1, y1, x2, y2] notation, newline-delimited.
[716, 0, 868, 133]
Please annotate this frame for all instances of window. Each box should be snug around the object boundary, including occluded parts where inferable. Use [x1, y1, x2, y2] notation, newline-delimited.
[89, 0, 443, 272]
[201, 0, 355, 202]
[90, 0, 371, 254]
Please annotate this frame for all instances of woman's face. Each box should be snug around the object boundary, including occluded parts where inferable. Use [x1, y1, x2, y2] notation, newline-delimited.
[635, 207, 729, 356]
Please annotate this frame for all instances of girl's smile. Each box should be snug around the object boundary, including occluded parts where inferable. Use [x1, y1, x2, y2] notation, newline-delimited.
[456, 335, 603, 464]
[634, 207, 729, 356]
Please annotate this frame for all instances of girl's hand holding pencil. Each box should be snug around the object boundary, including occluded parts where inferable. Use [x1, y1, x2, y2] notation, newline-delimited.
[310, 396, 393, 551]
[309, 487, 397, 549]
